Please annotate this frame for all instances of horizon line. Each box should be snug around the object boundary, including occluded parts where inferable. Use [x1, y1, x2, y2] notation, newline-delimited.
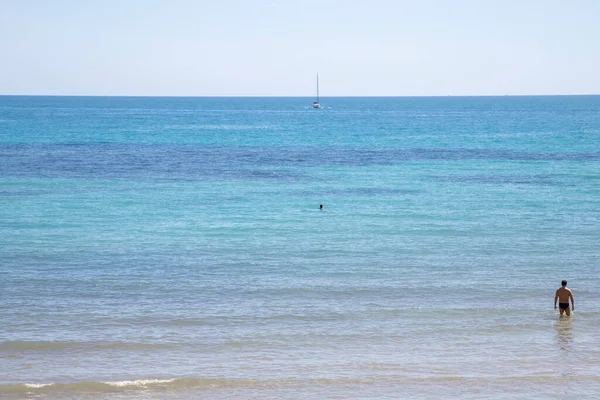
[1, 93, 599, 98]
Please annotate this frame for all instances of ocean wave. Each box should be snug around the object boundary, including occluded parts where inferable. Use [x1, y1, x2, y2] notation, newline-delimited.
[0, 378, 257, 395]
[0, 340, 174, 352]
[3, 375, 600, 395]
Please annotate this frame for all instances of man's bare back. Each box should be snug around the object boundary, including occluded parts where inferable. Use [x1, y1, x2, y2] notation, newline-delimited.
[554, 280, 574, 316]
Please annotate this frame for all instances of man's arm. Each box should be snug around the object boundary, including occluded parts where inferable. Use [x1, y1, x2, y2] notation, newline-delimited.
[554, 290, 558, 309]
[570, 291, 574, 310]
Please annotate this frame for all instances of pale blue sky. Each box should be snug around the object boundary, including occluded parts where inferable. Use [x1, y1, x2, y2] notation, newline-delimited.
[1, 0, 599, 96]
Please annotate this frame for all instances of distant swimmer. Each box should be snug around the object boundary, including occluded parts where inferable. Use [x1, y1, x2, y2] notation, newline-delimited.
[319, 204, 323, 210]
[554, 280, 575, 316]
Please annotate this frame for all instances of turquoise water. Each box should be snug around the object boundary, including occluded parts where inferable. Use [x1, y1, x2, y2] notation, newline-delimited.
[1, 96, 599, 399]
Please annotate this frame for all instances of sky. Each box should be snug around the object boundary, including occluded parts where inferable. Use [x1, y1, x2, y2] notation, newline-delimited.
[1, 0, 599, 96]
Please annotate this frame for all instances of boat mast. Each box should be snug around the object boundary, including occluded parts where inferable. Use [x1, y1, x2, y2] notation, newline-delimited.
[316, 73, 320, 103]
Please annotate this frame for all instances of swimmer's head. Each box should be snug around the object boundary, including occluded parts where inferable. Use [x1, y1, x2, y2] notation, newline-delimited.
[562, 280, 567, 286]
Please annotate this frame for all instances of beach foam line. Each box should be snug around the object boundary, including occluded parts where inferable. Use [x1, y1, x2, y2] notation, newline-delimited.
[0, 378, 259, 395]
[4, 375, 600, 395]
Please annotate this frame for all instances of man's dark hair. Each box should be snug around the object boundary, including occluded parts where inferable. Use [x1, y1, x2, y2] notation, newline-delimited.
[562, 280, 567, 286]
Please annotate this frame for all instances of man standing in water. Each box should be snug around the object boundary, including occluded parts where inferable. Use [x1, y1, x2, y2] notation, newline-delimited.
[554, 280, 575, 316]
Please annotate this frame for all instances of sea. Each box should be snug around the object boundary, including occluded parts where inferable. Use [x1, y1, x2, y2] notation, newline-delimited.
[1, 95, 599, 399]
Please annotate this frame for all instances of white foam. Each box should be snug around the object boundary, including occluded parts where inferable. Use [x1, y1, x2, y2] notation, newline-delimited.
[103, 379, 176, 387]
[24, 383, 55, 388]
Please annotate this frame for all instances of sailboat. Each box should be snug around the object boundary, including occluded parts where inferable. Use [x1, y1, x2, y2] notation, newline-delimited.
[312, 73, 322, 108]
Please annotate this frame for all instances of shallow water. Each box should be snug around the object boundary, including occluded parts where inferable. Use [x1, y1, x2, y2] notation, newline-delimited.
[1, 96, 599, 398]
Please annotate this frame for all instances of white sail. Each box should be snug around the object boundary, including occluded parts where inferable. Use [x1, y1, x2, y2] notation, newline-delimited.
[312, 73, 321, 108]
